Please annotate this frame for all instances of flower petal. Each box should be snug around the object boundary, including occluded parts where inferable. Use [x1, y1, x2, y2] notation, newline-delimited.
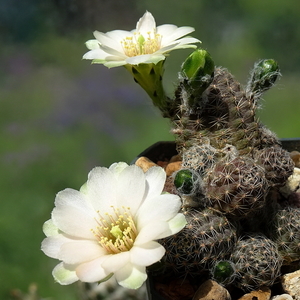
[160, 213, 187, 238]
[85, 167, 118, 212]
[115, 164, 146, 214]
[94, 30, 128, 53]
[135, 214, 186, 245]
[109, 162, 129, 177]
[130, 241, 165, 266]
[53, 262, 78, 285]
[134, 220, 171, 245]
[105, 29, 133, 41]
[101, 251, 130, 273]
[136, 193, 182, 230]
[172, 37, 201, 48]
[41, 234, 72, 259]
[104, 60, 127, 68]
[42, 219, 59, 237]
[82, 49, 109, 60]
[85, 39, 100, 50]
[76, 256, 111, 282]
[156, 24, 178, 36]
[125, 54, 165, 65]
[58, 240, 105, 264]
[136, 11, 156, 36]
[99, 44, 127, 58]
[144, 166, 166, 199]
[159, 26, 196, 46]
[52, 204, 97, 239]
[115, 263, 147, 289]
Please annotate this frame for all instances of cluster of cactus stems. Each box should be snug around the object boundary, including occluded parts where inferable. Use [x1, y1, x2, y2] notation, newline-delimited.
[132, 49, 299, 291]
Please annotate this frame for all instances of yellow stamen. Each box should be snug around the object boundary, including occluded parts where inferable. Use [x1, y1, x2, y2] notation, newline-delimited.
[91, 206, 138, 254]
[121, 30, 162, 57]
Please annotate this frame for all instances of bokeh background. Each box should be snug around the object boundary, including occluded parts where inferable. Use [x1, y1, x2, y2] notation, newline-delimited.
[1, 0, 300, 299]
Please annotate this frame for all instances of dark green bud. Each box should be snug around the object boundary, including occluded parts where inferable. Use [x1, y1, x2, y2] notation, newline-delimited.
[174, 169, 195, 195]
[248, 59, 280, 93]
[212, 260, 236, 285]
[181, 49, 215, 92]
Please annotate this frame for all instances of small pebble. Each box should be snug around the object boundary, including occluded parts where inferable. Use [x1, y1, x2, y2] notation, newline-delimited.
[135, 156, 157, 172]
[165, 161, 182, 176]
[282, 269, 300, 300]
[237, 286, 271, 300]
[192, 279, 231, 300]
[271, 294, 293, 300]
[280, 167, 300, 197]
[291, 151, 300, 168]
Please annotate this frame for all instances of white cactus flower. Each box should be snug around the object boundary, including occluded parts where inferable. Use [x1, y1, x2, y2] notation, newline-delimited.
[83, 11, 200, 68]
[41, 162, 186, 289]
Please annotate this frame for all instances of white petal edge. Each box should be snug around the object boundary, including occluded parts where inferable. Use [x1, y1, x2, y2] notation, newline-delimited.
[159, 213, 187, 238]
[143, 166, 166, 199]
[172, 37, 201, 48]
[130, 241, 165, 266]
[104, 59, 127, 68]
[99, 44, 127, 58]
[76, 256, 111, 282]
[85, 39, 100, 50]
[101, 251, 130, 273]
[94, 30, 129, 53]
[115, 263, 147, 289]
[160, 26, 196, 46]
[58, 240, 105, 264]
[136, 193, 181, 231]
[125, 54, 165, 65]
[109, 162, 129, 177]
[115, 164, 146, 215]
[134, 220, 171, 246]
[135, 213, 186, 245]
[41, 234, 73, 259]
[85, 166, 118, 212]
[136, 11, 156, 36]
[43, 219, 59, 237]
[53, 262, 78, 285]
[51, 203, 97, 239]
[82, 49, 110, 60]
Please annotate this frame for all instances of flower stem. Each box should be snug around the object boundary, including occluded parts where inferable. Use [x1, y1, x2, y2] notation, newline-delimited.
[124, 61, 171, 117]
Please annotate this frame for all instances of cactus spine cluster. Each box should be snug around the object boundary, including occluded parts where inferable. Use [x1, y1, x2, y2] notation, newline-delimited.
[230, 236, 283, 291]
[159, 208, 237, 275]
[152, 50, 298, 291]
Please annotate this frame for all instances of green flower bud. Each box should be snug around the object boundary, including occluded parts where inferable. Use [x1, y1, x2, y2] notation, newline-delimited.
[248, 59, 280, 93]
[212, 260, 236, 285]
[181, 49, 214, 92]
[174, 169, 195, 195]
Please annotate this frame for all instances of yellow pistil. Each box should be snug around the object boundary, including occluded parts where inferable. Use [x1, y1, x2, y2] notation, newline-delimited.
[121, 30, 162, 57]
[92, 206, 138, 254]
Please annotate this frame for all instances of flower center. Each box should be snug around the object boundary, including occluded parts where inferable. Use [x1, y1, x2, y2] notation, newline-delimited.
[121, 30, 162, 57]
[92, 206, 138, 254]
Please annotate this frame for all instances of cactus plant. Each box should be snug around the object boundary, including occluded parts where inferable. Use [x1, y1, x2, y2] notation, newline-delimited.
[159, 208, 237, 275]
[230, 236, 283, 291]
[148, 50, 297, 294]
[204, 157, 269, 218]
[269, 207, 300, 264]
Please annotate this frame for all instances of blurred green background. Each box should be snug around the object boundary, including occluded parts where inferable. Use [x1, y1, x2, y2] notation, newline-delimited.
[1, 0, 300, 299]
